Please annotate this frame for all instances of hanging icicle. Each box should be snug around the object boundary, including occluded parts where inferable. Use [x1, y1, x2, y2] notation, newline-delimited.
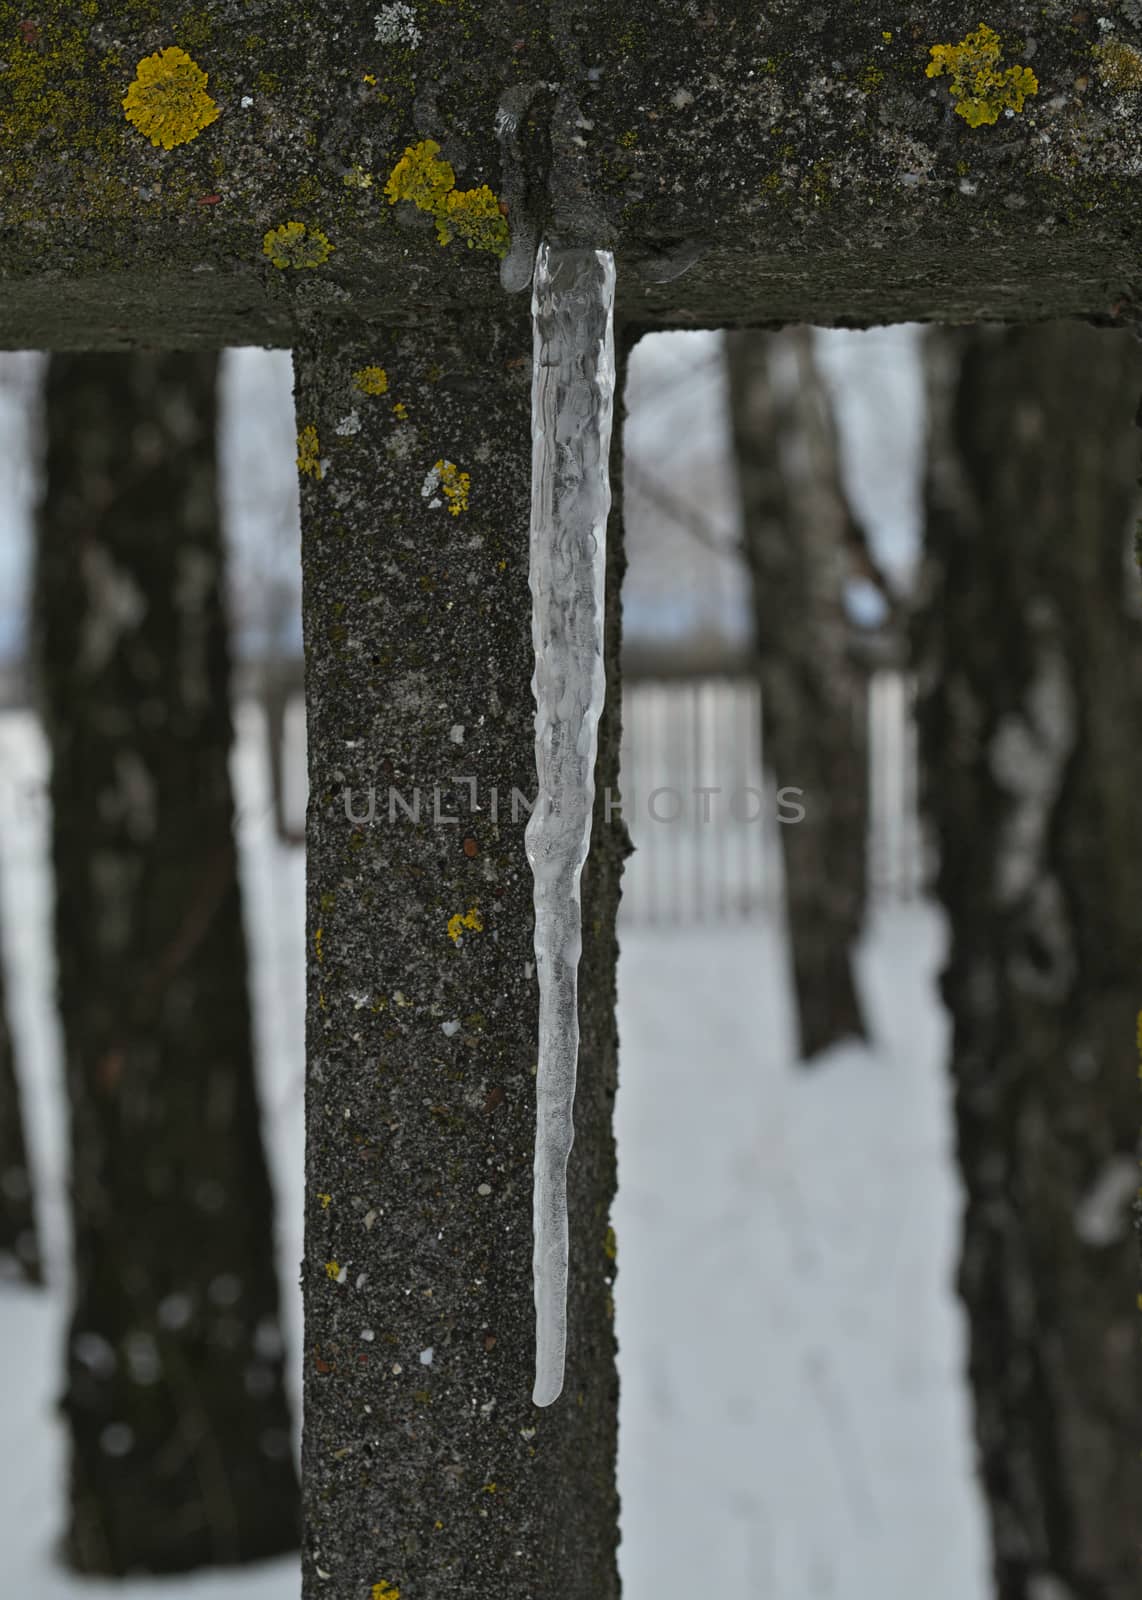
[527, 242, 617, 1407]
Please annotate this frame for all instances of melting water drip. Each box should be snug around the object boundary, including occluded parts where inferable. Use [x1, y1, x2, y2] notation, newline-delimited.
[527, 242, 617, 1407]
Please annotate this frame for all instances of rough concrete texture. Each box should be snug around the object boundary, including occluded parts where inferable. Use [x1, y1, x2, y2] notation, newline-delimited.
[2, 3, 1141, 346]
[295, 310, 627, 1598]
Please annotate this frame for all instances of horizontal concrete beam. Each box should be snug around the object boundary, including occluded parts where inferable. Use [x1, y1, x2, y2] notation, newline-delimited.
[2, 3, 1140, 346]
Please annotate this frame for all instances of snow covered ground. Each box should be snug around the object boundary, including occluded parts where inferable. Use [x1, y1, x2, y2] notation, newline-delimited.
[0, 705, 989, 1600]
[615, 914, 988, 1600]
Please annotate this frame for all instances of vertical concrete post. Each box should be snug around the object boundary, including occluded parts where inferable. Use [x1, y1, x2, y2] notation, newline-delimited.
[295, 309, 626, 1599]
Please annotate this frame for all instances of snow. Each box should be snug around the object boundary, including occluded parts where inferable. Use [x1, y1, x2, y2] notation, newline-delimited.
[0, 702, 988, 1599]
[614, 908, 989, 1600]
[526, 244, 616, 1407]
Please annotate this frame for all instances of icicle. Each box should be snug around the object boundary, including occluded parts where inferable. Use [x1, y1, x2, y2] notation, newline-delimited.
[527, 242, 616, 1407]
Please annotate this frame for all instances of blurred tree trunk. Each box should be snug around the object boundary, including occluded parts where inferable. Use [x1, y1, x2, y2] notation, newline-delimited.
[0, 933, 42, 1284]
[725, 328, 869, 1061]
[34, 353, 299, 1575]
[914, 322, 1142, 1600]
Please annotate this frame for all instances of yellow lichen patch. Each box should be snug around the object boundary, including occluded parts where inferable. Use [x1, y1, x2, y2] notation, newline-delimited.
[372, 1584, 400, 1600]
[430, 459, 470, 516]
[122, 46, 220, 149]
[353, 365, 390, 396]
[324, 1260, 340, 1279]
[604, 1225, 617, 1261]
[447, 905, 483, 944]
[384, 138, 456, 210]
[434, 185, 511, 257]
[1093, 40, 1142, 91]
[384, 139, 509, 257]
[925, 24, 1038, 127]
[344, 163, 374, 188]
[392, 401, 410, 420]
[263, 220, 335, 269]
[297, 425, 324, 480]
[318, 1192, 332, 1209]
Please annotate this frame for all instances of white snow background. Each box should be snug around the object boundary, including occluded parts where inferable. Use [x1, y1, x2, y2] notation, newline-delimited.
[0, 332, 990, 1598]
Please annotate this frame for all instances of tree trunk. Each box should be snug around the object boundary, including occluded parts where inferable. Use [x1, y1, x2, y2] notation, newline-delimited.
[34, 352, 299, 1575]
[294, 308, 627, 1600]
[725, 327, 870, 1061]
[914, 321, 1142, 1600]
[0, 929, 42, 1285]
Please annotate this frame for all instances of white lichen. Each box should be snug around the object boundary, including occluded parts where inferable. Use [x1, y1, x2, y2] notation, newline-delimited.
[374, 4, 421, 46]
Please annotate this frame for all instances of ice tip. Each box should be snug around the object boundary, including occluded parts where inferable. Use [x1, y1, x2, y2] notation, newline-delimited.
[532, 1372, 563, 1407]
[500, 239, 536, 294]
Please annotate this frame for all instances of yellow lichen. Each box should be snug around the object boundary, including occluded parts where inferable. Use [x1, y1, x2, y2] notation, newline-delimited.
[432, 459, 470, 516]
[392, 401, 410, 420]
[434, 185, 510, 257]
[297, 425, 324, 480]
[318, 1193, 332, 1209]
[343, 163, 374, 188]
[384, 137, 456, 210]
[324, 1260, 340, 1279]
[447, 905, 483, 944]
[122, 45, 220, 149]
[353, 365, 390, 396]
[1093, 39, 1142, 91]
[925, 24, 1038, 127]
[263, 220, 335, 269]
[372, 1584, 400, 1600]
[384, 139, 509, 257]
[604, 1225, 617, 1261]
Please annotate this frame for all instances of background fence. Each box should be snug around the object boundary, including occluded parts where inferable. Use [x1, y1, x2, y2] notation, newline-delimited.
[0, 664, 925, 926]
[618, 669, 925, 925]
